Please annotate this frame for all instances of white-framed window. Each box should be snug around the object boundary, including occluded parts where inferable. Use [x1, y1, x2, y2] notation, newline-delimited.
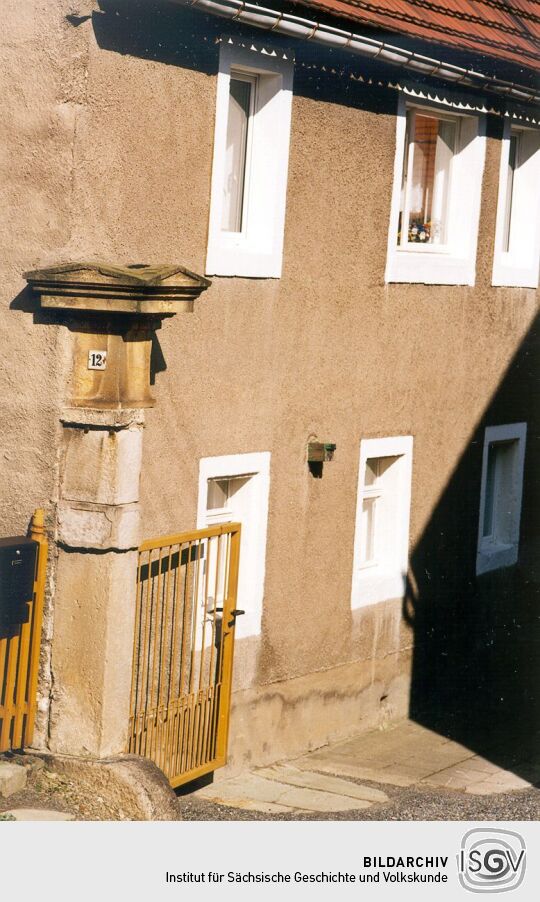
[197, 452, 271, 637]
[386, 96, 485, 285]
[492, 122, 540, 288]
[206, 39, 294, 278]
[476, 423, 527, 575]
[351, 436, 413, 608]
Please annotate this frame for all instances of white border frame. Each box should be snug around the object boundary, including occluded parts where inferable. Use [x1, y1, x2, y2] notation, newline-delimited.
[385, 95, 485, 286]
[197, 451, 271, 638]
[351, 435, 413, 609]
[206, 40, 294, 278]
[476, 422, 527, 576]
[492, 121, 540, 288]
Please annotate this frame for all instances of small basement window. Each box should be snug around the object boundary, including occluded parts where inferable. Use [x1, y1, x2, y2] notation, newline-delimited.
[477, 423, 527, 575]
[351, 436, 413, 608]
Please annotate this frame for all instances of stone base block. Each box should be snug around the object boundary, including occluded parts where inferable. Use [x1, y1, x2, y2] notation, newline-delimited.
[42, 754, 181, 821]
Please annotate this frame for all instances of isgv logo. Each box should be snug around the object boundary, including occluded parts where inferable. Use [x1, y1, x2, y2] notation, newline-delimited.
[458, 829, 526, 893]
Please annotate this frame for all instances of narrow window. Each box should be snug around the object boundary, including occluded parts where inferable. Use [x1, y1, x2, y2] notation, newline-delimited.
[351, 437, 413, 608]
[359, 457, 399, 568]
[399, 111, 457, 246]
[482, 441, 516, 541]
[492, 124, 540, 288]
[198, 453, 271, 637]
[221, 75, 255, 233]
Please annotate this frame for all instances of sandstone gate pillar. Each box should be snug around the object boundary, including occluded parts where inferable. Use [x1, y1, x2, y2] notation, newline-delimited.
[25, 263, 210, 757]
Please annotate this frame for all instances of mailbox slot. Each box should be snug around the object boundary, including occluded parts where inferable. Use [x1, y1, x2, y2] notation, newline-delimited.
[0, 536, 38, 627]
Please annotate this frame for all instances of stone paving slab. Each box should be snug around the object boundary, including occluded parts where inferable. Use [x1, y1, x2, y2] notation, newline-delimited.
[255, 764, 389, 803]
[192, 720, 539, 812]
[293, 722, 538, 796]
[194, 772, 376, 813]
[293, 756, 417, 787]
[4, 808, 75, 821]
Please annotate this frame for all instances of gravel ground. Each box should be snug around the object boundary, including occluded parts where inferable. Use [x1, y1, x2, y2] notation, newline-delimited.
[2, 752, 539, 821]
[177, 777, 540, 822]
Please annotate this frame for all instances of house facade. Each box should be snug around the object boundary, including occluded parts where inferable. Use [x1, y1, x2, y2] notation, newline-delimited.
[1, 0, 538, 777]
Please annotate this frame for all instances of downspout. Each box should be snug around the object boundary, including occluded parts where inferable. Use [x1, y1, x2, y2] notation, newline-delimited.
[173, 0, 540, 106]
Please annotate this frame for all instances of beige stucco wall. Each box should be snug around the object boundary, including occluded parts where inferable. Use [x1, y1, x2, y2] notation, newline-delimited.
[1, 2, 537, 766]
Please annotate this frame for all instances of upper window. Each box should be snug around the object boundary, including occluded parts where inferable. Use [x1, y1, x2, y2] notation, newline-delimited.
[398, 110, 457, 248]
[386, 98, 485, 285]
[197, 452, 271, 638]
[206, 40, 294, 279]
[351, 436, 413, 608]
[492, 123, 540, 288]
[476, 423, 527, 575]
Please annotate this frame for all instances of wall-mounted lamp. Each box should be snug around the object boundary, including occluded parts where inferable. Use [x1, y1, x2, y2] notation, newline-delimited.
[307, 442, 336, 478]
[307, 442, 336, 463]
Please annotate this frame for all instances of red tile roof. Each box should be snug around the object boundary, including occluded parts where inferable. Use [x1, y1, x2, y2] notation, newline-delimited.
[293, 0, 540, 71]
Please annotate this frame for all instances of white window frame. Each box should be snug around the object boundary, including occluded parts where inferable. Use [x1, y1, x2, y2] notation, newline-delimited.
[206, 40, 294, 278]
[351, 435, 413, 608]
[386, 95, 485, 286]
[476, 423, 527, 576]
[197, 451, 271, 638]
[492, 121, 540, 288]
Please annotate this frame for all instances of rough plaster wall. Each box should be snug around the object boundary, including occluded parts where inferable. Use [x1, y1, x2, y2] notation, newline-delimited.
[0, 2, 93, 742]
[1, 4, 537, 755]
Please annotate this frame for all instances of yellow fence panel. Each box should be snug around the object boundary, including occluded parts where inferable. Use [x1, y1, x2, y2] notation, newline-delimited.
[0, 509, 48, 753]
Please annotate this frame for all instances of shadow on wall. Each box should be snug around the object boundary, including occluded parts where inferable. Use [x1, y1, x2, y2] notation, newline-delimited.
[90, 0, 397, 116]
[404, 312, 540, 778]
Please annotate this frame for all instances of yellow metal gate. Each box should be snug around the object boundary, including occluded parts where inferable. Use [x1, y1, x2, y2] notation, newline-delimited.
[0, 509, 48, 753]
[128, 523, 241, 787]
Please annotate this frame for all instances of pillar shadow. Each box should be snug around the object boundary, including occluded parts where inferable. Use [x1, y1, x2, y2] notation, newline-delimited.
[404, 312, 540, 778]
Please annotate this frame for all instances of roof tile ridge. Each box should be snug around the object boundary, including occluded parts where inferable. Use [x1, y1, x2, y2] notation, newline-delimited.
[342, 0, 540, 39]
[326, 0, 540, 58]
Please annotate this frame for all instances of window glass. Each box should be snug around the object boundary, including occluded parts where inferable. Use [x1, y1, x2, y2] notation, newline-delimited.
[503, 132, 519, 253]
[400, 113, 456, 246]
[360, 497, 377, 564]
[482, 440, 517, 543]
[206, 476, 250, 512]
[364, 458, 379, 486]
[359, 456, 400, 568]
[206, 478, 229, 510]
[222, 76, 253, 233]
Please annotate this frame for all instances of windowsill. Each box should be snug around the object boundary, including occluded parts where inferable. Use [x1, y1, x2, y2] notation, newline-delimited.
[397, 243, 451, 254]
[205, 243, 283, 278]
[476, 543, 518, 576]
[386, 247, 475, 285]
[351, 568, 406, 608]
[492, 254, 539, 289]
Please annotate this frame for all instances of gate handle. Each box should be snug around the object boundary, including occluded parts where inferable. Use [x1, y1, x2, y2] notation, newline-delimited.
[230, 609, 245, 617]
